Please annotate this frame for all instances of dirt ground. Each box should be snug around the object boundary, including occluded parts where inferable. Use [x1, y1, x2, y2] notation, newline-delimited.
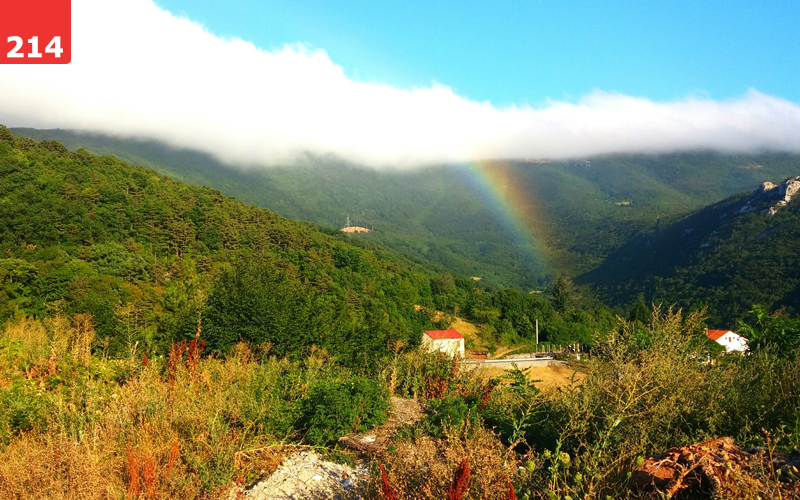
[411, 306, 585, 390]
[485, 345, 524, 359]
[472, 363, 585, 390]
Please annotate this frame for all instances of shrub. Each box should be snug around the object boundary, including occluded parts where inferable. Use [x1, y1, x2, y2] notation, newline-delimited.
[366, 422, 519, 500]
[428, 396, 481, 438]
[298, 377, 389, 446]
[0, 386, 50, 441]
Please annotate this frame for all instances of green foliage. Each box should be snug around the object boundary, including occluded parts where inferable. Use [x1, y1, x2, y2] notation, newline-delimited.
[0, 129, 440, 365]
[15, 127, 800, 293]
[514, 307, 800, 498]
[0, 383, 51, 442]
[426, 395, 481, 438]
[0, 305, 797, 499]
[585, 183, 800, 326]
[738, 304, 800, 355]
[431, 273, 455, 295]
[298, 377, 389, 446]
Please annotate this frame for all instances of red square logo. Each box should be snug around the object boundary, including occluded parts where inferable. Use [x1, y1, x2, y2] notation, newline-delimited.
[1, 0, 71, 64]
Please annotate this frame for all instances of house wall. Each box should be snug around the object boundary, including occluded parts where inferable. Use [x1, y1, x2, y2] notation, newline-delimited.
[718, 333, 748, 353]
[422, 336, 464, 357]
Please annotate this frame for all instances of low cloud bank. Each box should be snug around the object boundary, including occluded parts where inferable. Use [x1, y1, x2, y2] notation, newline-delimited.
[1, 0, 799, 168]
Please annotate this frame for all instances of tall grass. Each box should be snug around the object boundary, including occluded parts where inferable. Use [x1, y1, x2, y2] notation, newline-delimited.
[0, 317, 364, 499]
[376, 306, 800, 499]
[511, 306, 800, 499]
[0, 310, 797, 499]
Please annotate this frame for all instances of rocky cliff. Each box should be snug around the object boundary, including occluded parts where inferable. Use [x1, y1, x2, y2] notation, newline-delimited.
[748, 176, 800, 215]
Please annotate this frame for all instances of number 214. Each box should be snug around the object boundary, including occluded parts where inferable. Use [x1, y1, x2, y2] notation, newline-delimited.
[7, 36, 64, 58]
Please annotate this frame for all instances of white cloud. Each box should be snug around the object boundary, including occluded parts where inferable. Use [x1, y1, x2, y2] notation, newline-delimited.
[1, 0, 799, 168]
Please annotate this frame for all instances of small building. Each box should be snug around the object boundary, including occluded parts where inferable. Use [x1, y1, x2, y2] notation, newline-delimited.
[707, 329, 748, 353]
[422, 330, 464, 358]
[341, 226, 370, 233]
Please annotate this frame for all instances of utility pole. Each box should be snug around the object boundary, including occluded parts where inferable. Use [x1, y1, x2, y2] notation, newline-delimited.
[535, 319, 539, 345]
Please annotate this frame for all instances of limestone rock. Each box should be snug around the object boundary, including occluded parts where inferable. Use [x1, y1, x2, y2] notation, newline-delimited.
[228, 451, 367, 500]
[751, 176, 800, 216]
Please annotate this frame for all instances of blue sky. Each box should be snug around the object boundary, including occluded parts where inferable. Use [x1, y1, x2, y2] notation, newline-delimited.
[3, 0, 800, 167]
[155, 0, 800, 106]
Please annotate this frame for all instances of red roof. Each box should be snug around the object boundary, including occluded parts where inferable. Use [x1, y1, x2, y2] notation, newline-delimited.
[707, 329, 732, 341]
[424, 330, 464, 340]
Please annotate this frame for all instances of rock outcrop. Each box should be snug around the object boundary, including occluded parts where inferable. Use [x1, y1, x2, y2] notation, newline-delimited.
[748, 176, 800, 216]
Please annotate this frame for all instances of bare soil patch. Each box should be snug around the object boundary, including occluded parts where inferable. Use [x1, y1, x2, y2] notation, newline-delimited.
[339, 397, 432, 455]
[412, 305, 489, 352]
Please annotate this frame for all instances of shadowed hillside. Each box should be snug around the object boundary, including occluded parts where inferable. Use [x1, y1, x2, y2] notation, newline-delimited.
[581, 177, 800, 325]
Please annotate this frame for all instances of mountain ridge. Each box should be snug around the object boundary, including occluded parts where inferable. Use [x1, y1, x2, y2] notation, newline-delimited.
[10, 127, 800, 296]
[580, 175, 800, 325]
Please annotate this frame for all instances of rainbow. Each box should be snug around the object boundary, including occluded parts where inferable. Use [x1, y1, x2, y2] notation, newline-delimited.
[459, 160, 552, 276]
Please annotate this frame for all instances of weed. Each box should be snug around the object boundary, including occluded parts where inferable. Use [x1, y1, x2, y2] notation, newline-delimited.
[448, 459, 470, 500]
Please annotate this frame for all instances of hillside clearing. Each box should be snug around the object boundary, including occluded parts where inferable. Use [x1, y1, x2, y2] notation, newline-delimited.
[472, 361, 586, 390]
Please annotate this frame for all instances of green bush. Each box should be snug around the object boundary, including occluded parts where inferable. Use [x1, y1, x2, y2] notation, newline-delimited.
[0, 385, 51, 443]
[427, 395, 481, 438]
[298, 377, 389, 446]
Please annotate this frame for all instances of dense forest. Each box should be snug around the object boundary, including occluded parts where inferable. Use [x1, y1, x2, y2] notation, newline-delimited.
[582, 179, 800, 326]
[0, 127, 619, 366]
[0, 126, 439, 367]
[1, 127, 799, 499]
[13, 128, 800, 292]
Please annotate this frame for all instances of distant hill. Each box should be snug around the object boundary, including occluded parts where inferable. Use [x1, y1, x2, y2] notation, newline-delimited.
[11, 128, 800, 292]
[580, 177, 800, 326]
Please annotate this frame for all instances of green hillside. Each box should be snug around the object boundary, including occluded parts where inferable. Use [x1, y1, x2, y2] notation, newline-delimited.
[581, 177, 800, 326]
[11, 128, 800, 294]
[2, 129, 800, 500]
[0, 126, 448, 368]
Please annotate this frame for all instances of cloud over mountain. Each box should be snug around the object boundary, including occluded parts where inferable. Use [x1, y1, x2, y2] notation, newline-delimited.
[1, 0, 799, 168]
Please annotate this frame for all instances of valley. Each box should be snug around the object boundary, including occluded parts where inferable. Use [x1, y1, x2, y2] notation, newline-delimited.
[2, 2, 799, 498]
[13, 128, 800, 299]
[0, 128, 798, 500]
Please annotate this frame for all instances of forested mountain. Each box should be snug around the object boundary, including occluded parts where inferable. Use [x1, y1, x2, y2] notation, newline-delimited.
[2, 129, 800, 500]
[581, 177, 800, 326]
[0, 126, 449, 368]
[12, 128, 800, 291]
[0, 126, 626, 370]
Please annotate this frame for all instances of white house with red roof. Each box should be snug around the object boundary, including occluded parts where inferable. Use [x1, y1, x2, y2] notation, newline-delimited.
[707, 329, 748, 353]
[422, 330, 465, 357]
